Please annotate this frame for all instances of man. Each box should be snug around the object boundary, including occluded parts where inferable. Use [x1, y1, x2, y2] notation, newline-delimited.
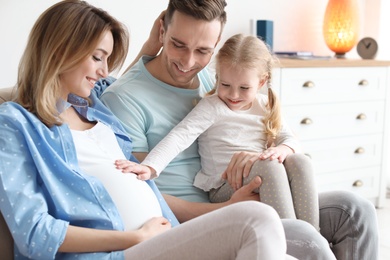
[100, 0, 378, 259]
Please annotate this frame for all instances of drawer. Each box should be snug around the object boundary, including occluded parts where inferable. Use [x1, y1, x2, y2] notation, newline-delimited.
[301, 134, 383, 174]
[279, 67, 387, 105]
[315, 166, 380, 199]
[282, 101, 385, 140]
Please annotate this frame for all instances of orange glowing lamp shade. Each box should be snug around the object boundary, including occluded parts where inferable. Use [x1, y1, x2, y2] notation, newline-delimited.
[323, 0, 360, 57]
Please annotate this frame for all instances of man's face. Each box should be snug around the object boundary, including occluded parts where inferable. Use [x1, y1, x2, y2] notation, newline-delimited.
[159, 11, 221, 89]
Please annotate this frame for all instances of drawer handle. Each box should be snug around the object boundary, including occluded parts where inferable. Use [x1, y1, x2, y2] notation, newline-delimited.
[354, 147, 365, 154]
[358, 79, 369, 86]
[353, 180, 363, 187]
[303, 81, 315, 88]
[356, 113, 366, 120]
[300, 118, 313, 125]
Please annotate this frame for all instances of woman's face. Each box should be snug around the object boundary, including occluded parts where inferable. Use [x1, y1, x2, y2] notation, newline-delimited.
[217, 63, 264, 111]
[60, 30, 114, 99]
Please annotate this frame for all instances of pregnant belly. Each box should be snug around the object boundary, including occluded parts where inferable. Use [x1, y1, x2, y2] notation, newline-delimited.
[87, 165, 163, 230]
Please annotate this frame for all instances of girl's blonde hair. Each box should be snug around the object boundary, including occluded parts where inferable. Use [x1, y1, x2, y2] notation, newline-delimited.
[17, 0, 129, 127]
[212, 33, 281, 140]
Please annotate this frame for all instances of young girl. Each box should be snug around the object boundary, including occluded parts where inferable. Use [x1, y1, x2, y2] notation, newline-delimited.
[116, 33, 319, 230]
[0, 3, 290, 259]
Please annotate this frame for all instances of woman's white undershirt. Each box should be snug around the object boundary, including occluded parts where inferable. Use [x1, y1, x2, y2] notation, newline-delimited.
[71, 121, 162, 230]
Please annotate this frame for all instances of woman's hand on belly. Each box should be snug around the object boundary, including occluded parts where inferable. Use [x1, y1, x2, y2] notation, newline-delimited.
[128, 216, 171, 246]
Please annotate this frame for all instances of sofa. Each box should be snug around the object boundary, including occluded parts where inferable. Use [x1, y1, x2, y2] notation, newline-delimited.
[0, 87, 16, 260]
[0, 87, 15, 104]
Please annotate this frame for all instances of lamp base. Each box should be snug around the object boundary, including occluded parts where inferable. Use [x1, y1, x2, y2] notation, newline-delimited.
[334, 53, 347, 59]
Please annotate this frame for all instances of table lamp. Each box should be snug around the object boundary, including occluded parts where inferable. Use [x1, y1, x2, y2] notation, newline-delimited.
[323, 0, 360, 58]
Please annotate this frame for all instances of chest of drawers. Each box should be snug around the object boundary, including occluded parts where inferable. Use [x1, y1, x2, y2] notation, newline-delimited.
[272, 59, 390, 207]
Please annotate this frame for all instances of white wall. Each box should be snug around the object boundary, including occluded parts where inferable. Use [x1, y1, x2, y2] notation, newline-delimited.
[0, 0, 388, 88]
[378, 0, 390, 59]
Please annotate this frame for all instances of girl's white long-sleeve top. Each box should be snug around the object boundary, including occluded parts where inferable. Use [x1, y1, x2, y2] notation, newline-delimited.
[142, 93, 301, 191]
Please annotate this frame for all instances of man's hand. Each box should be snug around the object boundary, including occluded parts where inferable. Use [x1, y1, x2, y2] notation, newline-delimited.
[222, 151, 260, 190]
[229, 176, 262, 203]
[163, 176, 262, 223]
[124, 11, 165, 73]
[143, 10, 165, 56]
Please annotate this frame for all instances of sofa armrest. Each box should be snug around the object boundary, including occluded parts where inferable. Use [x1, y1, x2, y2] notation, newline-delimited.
[0, 86, 16, 258]
[0, 87, 17, 104]
[0, 211, 13, 259]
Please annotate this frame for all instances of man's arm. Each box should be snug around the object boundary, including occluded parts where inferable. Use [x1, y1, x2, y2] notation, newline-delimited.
[123, 11, 165, 74]
[133, 152, 147, 162]
[163, 176, 262, 223]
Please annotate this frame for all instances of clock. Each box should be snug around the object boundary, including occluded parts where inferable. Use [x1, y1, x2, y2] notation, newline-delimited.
[356, 37, 378, 59]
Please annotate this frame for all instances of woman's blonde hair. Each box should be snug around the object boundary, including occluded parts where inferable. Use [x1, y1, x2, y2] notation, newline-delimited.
[17, 0, 129, 126]
[213, 33, 281, 140]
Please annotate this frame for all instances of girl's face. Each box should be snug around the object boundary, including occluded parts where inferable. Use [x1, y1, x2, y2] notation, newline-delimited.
[60, 30, 113, 99]
[217, 63, 265, 111]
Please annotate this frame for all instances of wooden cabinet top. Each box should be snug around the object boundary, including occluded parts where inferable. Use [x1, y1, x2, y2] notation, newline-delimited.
[275, 58, 390, 68]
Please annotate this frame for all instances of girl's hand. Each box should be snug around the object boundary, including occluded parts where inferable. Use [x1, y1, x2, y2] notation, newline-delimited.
[258, 145, 294, 163]
[221, 151, 261, 191]
[114, 159, 155, 180]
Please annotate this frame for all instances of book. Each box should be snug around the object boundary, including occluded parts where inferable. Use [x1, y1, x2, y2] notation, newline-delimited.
[274, 51, 332, 60]
[274, 51, 313, 56]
